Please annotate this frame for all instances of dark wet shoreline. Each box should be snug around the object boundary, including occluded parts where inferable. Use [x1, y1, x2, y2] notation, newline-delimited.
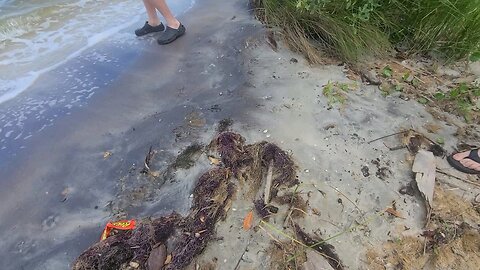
[0, 0, 262, 268]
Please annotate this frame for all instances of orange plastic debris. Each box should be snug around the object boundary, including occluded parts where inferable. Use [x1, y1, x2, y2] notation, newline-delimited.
[243, 211, 253, 231]
[100, 219, 136, 241]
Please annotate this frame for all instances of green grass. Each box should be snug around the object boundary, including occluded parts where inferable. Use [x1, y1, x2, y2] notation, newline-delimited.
[434, 83, 480, 122]
[253, 0, 480, 62]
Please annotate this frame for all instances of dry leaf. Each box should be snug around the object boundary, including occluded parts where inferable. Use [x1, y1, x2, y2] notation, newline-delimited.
[385, 207, 405, 219]
[103, 151, 112, 159]
[164, 254, 172, 265]
[199, 216, 206, 223]
[243, 211, 254, 230]
[412, 150, 436, 208]
[412, 150, 436, 223]
[208, 156, 221, 166]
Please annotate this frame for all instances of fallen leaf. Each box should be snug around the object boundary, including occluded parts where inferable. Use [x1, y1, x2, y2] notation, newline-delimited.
[164, 254, 172, 265]
[103, 151, 112, 159]
[412, 150, 436, 221]
[147, 244, 167, 270]
[385, 207, 405, 219]
[199, 215, 206, 223]
[243, 211, 254, 230]
[208, 156, 221, 166]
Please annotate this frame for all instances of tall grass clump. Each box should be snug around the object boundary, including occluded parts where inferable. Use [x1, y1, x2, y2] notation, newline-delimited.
[401, 0, 480, 60]
[253, 0, 480, 62]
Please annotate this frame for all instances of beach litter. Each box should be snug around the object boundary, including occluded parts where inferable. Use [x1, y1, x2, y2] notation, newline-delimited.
[100, 220, 137, 241]
[72, 130, 314, 270]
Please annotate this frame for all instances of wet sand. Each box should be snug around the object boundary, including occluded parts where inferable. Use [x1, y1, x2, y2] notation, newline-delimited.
[0, 0, 260, 268]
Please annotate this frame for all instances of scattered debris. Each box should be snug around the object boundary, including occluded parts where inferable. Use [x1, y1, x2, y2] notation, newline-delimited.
[207, 156, 221, 166]
[385, 207, 405, 219]
[217, 118, 233, 133]
[361, 69, 381, 85]
[266, 31, 278, 51]
[366, 186, 480, 270]
[303, 250, 335, 270]
[103, 151, 113, 159]
[142, 146, 156, 174]
[243, 211, 254, 231]
[294, 224, 344, 270]
[412, 150, 436, 223]
[361, 166, 370, 177]
[401, 130, 446, 157]
[264, 160, 274, 204]
[173, 143, 203, 170]
[100, 220, 136, 241]
[147, 244, 166, 270]
[73, 131, 307, 270]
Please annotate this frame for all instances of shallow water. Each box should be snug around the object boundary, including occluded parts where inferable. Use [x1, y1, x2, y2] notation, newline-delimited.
[0, 0, 193, 104]
[0, 0, 194, 158]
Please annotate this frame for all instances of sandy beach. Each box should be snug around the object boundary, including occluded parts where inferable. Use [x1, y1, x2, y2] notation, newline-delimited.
[1, 0, 479, 269]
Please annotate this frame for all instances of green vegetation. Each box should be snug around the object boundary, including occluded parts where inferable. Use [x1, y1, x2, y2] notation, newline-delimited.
[322, 81, 356, 106]
[253, 0, 480, 62]
[433, 83, 480, 122]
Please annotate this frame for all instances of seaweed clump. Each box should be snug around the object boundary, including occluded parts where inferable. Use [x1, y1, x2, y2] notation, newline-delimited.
[72, 131, 299, 270]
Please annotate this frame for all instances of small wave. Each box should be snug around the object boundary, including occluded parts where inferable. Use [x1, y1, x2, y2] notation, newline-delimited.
[0, 0, 195, 105]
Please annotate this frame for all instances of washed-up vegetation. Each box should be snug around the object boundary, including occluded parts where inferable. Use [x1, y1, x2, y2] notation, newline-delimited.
[253, 0, 480, 62]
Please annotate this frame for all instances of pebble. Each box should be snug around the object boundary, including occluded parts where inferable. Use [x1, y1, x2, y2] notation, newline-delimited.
[129, 262, 139, 268]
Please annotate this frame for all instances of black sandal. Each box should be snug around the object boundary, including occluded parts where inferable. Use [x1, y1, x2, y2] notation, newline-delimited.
[135, 21, 165, 37]
[157, 24, 186, 45]
[447, 149, 480, 175]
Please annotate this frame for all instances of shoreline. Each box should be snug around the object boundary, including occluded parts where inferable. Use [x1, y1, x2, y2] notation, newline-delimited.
[0, 0, 259, 268]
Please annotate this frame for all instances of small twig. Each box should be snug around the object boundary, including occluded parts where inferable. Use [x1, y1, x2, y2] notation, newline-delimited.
[327, 185, 366, 219]
[383, 142, 407, 151]
[367, 131, 408, 144]
[436, 169, 480, 188]
[423, 237, 428, 255]
[264, 160, 274, 204]
[233, 239, 250, 270]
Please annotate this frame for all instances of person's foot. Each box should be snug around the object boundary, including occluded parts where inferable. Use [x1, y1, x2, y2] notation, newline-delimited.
[447, 149, 480, 174]
[135, 21, 165, 37]
[157, 24, 186, 45]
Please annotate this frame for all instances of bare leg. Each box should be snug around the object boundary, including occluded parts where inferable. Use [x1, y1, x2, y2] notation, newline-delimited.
[142, 0, 161, 26]
[149, 0, 181, 29]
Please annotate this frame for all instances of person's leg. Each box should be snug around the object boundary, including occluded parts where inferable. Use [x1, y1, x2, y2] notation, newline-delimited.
[135, 0, 165, 36]
[150, 0, 180, 29]
[153, 0, 185, 44]
[143, 0, 161, 26]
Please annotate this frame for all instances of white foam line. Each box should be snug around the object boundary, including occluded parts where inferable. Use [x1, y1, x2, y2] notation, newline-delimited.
[0, 14, 142, 105]
[0, 0, 197, 106]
